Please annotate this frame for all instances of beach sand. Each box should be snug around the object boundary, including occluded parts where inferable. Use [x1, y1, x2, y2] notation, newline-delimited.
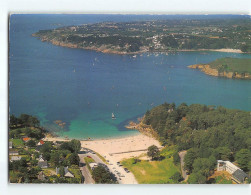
[45, 133, 161, 184]
[45, 133, 161, 161]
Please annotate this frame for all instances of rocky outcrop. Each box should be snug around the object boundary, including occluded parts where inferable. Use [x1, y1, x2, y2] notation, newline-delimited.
[188, 64, 251, 79]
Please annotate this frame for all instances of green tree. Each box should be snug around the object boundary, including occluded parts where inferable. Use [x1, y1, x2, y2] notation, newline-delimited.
[170, 171, 183, 183]
[214, 147, 232, 161]
[10, 114, 18, 127]
[59, 166, 65, 177]
[69, 139, 81, 153]
[50, 152, 60, 167]
[19, 114, 30, 127]
[235, 149, 251, 171]
[188, 172, 207, 184]
[184, 148, 198, 173]
[40, 142, 53, 154]
[92, 165, 116, 184]
[173, 152, 180, 165]
[66, 153, 80, 165]
[192, 156, 216, 177]
[147, 145, 160, 160]
[26, 140, 36, 147]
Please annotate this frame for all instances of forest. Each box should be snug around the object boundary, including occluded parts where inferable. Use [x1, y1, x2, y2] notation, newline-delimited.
[143, 103, 251, 183]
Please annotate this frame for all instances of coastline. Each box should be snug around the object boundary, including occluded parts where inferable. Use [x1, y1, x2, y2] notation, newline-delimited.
[188, 64, 251, 79]
[32, 35, 244, 55]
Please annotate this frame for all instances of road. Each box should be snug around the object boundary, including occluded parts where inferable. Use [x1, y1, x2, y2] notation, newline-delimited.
[179, 150, 188, 181]
[78, 153, 95, 184]
[79, 148, 138, 184]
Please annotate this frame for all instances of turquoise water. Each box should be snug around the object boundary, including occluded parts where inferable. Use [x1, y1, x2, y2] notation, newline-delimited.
[9, 14, 251, 139]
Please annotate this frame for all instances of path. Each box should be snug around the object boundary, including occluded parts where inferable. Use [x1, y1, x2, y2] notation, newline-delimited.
[179, 150, 188, 181]
[78, 153, 95, 184]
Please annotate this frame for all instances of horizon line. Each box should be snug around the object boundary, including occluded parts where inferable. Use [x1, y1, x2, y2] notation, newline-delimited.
[8, 11, 251, 15]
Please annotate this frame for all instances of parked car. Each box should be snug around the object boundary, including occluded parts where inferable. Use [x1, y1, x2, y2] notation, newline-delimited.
[124, 168, 130, 173]
[87, 156, 92, 158]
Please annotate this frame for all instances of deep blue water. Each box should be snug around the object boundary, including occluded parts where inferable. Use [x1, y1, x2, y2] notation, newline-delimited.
[9, 14, 251, 139]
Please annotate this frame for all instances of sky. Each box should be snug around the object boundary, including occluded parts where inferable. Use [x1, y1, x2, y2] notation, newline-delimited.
[0, 0, 251, 194]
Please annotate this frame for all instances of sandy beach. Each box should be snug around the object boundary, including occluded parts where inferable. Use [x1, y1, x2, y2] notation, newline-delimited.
[177, 48, 243, 53]
[45, 133, 161, 161]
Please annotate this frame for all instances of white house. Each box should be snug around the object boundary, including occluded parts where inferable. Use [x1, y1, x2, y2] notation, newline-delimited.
[217, 160, 248, 184]
[217, 160, 239, 174]
[10, 156, 21, 162]
[56, 166, 74, 178]
[38, 155, 45, 162]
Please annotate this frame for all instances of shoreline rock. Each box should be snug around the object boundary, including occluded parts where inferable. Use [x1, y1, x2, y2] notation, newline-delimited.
[125, 117, 159, 139]
[188, 64, 251, 79]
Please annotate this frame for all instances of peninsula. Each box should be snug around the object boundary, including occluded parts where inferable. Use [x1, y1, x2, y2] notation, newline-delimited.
[32, 18, 251, 54]
[188, 57, 251, 79]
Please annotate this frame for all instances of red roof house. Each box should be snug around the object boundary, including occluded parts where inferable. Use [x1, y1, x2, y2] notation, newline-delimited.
[37, 140, 45, 146]
[22, 137, 31, 142]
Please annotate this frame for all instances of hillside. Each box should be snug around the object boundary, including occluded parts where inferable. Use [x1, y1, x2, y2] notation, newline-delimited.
[32, 18, 251, 54]
[141, 102, 251, 183]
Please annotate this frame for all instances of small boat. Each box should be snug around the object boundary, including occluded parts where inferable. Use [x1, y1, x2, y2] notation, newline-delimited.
[132, 55, 137, 58]
[112, 113, 116, 120]
[73, 68, 76, 73]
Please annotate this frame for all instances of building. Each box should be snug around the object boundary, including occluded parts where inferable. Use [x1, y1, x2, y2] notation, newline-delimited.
[10, 156, 21, 162]
[37, 140, 45, 146]
[9, 151, 19, 156]
[232, 169, 248, 184]
[22, 137, 31, 142]
[217, 160, 248, 184]
[38, 155, 45, 162]
[9, 141, 13, 149]
[89, 163, 98, 170]
[56, 166, 74, 178]
[217, 160, 239, 174]
[38, 161, 48, 168]
[38, 171, 46, 181]
[64, 166, 74, 178]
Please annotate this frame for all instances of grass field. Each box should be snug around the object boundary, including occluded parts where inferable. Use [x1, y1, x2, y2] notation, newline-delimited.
[215, 175, 232, 184]
[84, 157, 95, 174]
[69, 165, 82, 183]
[10, 139, 24, 148]
[121, 146, 180, 184]
[209, 57, 251, 74]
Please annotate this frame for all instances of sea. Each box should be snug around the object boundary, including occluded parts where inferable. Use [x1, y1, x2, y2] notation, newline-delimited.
[9, 14, 251, 139]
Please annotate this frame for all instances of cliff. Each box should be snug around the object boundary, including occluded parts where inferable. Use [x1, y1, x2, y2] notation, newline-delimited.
[188, 64, 251, 79]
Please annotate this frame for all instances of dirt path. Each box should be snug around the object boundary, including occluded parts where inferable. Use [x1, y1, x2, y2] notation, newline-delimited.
[179, 150, 187, 181]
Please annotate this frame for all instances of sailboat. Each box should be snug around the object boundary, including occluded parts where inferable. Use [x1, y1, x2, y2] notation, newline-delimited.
[112, 113, 116, 120]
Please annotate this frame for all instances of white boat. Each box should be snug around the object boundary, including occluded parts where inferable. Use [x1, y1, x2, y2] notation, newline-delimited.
[73, 68, 76, 72]
[112, 113, 116, 120]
